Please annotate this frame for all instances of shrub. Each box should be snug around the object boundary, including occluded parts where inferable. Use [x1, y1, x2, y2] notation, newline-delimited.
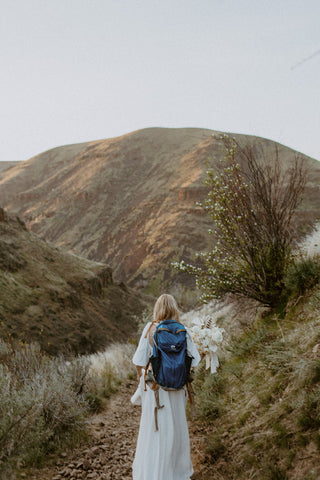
[285, 254, 320, 297]
[0, 339, 138, 474]
[0, 342, 89, 471]
[85, 343, 136, 410]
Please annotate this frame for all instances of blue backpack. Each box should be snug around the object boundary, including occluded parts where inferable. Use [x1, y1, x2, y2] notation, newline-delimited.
[150, 319, 193, 390]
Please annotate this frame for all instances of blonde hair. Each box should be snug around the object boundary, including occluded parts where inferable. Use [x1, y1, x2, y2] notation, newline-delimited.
[153, 294, 180, 323]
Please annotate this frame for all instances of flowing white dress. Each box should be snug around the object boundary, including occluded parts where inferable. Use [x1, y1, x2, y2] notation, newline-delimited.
[132, 322, 201, 480]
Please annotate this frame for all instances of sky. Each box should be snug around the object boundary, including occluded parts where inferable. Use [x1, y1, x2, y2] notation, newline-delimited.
[1, 0, 319, 161]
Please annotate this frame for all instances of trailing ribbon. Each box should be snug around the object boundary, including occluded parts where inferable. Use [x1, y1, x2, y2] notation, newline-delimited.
[205, 351, 219, 373]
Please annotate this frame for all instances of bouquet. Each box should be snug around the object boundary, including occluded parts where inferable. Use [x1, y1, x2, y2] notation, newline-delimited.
[190, 315, 225, 373]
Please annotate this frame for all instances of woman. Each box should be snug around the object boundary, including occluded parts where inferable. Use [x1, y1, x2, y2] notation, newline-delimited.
[132, 294, 201, 480]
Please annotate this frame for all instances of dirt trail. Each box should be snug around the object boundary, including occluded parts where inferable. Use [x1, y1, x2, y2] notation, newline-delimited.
[31, 379, 206, 480]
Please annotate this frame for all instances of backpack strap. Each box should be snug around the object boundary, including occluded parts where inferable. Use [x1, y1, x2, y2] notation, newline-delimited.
[144, 321, 157, 338]
[143, 321, 157, 390]
[143, 360, 151, 391]
[153, 385, 164, 431]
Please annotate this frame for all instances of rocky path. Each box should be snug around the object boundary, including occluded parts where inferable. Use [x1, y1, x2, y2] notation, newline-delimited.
[30, 379, 206, 480]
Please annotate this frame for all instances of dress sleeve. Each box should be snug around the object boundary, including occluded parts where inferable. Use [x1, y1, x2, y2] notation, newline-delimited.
[132, 322, 152, 367]
[186, 327, 201, 367]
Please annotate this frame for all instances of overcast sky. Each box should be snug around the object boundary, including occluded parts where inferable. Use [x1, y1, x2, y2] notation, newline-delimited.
[1, 0, 319, 161]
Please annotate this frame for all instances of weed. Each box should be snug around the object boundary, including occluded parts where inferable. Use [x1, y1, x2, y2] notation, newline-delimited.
[193, 363, 225, 419]
[285, 254, 320, 297]
[272, 422, 291, 449]
[205, 433, 225, 461]
[295, 387, 320, 431]
[292, 358, 320, 388]
[296, 432, 308, 446]
[223, 359, 244, 379]
[228, 325, 269, 359]
[260, 339, 296, 375]
[238, 410, 251, 426]
[0, 343, 88, 472]
[262, 462, 288, 480]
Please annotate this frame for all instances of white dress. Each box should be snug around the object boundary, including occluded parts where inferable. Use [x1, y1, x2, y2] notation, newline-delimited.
[132, 322, 201, 480]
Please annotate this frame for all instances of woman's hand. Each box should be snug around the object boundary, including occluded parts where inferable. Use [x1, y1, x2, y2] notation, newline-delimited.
[136, 365, 143, 382]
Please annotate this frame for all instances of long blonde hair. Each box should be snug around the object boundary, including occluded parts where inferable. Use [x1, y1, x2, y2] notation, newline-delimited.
[153, 294, 180, 323]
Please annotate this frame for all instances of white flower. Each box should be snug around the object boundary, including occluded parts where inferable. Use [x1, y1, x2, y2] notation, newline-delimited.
[190, 315, 225, 357]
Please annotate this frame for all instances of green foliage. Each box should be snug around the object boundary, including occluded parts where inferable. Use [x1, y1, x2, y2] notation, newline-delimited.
[285, 254, 320, 297]
[174, 135, 307, 307]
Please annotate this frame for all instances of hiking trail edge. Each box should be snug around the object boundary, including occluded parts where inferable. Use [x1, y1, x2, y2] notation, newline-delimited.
[29, 379, 207, 480]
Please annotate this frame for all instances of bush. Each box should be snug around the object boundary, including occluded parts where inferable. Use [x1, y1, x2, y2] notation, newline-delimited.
[0, 340, 136, 473]
[174, 135, 308, 307]
[85, 343, 136, 410]
[285, 255, 320, 297]
[0, 342, 89, 471]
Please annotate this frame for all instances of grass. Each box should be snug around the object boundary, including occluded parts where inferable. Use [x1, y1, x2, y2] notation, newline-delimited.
[192, 285, 320, 479]
[0, 340, 136, 478]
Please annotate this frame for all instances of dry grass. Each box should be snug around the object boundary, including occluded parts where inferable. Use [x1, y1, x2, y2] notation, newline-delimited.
[192, 287, 320, 480]
[0, 340, 137, 477]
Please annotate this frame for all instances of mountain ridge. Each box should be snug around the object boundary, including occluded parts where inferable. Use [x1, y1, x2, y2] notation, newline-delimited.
[0, 127, 319, 293]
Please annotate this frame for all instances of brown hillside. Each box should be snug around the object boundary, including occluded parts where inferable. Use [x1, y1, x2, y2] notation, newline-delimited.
[0, 209, 148, 355]
[0, 161, 19, 174]
[0, 128, 319, 292]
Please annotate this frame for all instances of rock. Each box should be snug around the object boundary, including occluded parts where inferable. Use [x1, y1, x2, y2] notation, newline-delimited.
[0, 208, 7, 222]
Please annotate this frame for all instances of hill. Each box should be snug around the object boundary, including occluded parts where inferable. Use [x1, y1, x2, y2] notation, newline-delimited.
[0, 127, 319, 294]
[188, 291, 320, 480]
[0, 208, 148, 355]
[0, 161, 19, 174]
